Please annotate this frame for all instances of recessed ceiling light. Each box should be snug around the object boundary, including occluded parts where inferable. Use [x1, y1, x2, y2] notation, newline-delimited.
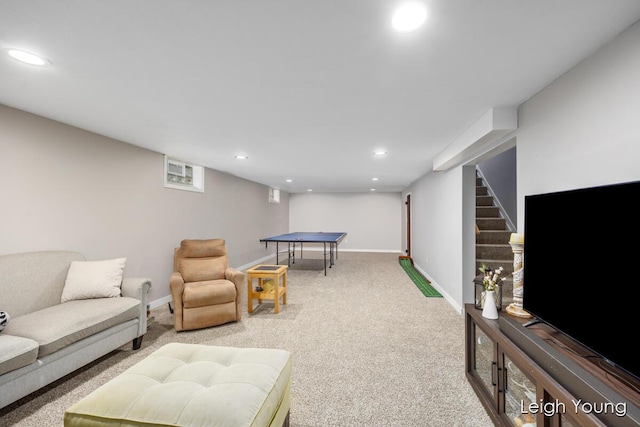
[286, 179, 292, 183]
[5, 48, 50, 66]
[372, 177, 379, 181]
[392, 2, 427, 33]
[373, 151, 388, 157]
[370, 188, 376, 192]
[307, 189, 313, 192]
[234, 155, 248, 160]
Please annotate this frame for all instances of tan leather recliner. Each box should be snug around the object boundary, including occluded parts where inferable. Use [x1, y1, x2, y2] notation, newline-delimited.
[170, 239, 244, 331]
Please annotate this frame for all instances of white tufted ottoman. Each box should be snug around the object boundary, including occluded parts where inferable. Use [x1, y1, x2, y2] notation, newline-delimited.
[64, 343, 292, 427]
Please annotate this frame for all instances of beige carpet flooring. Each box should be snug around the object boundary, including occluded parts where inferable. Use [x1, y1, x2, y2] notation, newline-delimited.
[0, 252, 493, 426]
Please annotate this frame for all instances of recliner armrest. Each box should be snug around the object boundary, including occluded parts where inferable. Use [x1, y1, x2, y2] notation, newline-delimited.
[225, 268, 244, 289]
[170, 272, 186, 331]
[225, 268, 244, 321]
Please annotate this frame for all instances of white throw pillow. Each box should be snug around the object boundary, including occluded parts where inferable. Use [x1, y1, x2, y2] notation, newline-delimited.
[61, 258, 127, 303]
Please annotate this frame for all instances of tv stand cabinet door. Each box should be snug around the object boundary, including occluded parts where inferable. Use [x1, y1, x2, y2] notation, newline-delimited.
[466, 309, 502, 423]
[466, 305, 609, 427]
[499, 348, 539, 426]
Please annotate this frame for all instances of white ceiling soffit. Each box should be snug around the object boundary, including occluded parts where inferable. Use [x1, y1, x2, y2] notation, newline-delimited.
[432, 107, 518, 171]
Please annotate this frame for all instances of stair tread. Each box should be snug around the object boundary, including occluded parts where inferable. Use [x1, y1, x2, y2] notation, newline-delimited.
[476, 176, 515, 281]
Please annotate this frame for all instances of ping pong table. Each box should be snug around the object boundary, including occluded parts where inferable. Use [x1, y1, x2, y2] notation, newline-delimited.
[259, 232, 347, 275]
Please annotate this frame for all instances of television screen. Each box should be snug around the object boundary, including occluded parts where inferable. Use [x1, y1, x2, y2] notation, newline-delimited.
[523, 180, 640, 382]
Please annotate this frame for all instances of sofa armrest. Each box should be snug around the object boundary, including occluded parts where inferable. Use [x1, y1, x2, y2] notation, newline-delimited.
[121, 277, 152, 337]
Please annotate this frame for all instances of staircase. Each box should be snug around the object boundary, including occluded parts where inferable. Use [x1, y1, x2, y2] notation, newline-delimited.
[475, 173, 514, 308]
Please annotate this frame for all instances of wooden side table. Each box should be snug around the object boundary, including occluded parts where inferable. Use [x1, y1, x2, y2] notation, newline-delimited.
[246, 265, 288, 314]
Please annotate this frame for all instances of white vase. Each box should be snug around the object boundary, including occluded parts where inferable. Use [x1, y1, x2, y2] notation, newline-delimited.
[482, 290, 499, 319]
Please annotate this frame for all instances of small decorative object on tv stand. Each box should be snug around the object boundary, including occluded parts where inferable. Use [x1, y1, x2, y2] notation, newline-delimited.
[506, 233, 532, 318]
[478, 263, 503, 319]
[481, 290, 499, 319]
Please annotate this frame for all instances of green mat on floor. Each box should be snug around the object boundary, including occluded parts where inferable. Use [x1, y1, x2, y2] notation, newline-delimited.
[399, 257, 442, 298]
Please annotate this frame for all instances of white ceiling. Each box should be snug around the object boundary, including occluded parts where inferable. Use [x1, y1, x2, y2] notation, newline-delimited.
[2, 1, 640, 193]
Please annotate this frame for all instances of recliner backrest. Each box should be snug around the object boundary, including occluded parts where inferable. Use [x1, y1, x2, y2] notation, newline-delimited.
[175, 239, 228, 282]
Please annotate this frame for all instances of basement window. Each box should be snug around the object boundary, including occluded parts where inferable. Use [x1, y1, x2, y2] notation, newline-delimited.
[269, 187, 280, 204]
[163, 155, 204, 193]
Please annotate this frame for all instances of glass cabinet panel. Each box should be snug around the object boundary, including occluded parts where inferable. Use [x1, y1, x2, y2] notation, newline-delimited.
[473, 324, 495, 395]
[560, 414, 577, 427]
[503, 353, 537, 426]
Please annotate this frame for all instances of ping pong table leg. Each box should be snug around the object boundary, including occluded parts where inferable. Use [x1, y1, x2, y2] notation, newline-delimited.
[330, 242, 334, 267]
[289, 242, 294, 265]
[323, 242, 327, 275]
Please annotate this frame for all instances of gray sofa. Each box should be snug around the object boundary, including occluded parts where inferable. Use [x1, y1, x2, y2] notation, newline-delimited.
[0, 251, 151, 409]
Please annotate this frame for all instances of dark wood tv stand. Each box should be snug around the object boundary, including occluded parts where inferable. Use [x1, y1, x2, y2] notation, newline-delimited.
[465, 304, 640, 426]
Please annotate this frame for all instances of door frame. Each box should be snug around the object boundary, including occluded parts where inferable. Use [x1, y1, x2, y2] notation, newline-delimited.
[400, 192, 412, 262]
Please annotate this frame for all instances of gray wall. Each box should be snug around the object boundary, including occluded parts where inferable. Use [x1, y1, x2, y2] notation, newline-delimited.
[0, 105, 401, 308]
[516, 21, 640, 223]
[289, 192, 402, 252]
[403, 168, 467, 310]
[3, 19, 639, 314]
[0, 105, 289, 306]
[477, 147, 517, 229]
[404, 20, 640, 313]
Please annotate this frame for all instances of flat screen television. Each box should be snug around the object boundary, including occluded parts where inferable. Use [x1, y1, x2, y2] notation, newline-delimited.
[523, 180, 640, 384]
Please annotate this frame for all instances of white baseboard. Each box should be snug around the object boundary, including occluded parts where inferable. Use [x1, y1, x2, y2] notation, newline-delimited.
[149, 294, 173, 309]
[298, 247, 402, 253]
[412, 263, 464, 315]
[236, 254, 276, 271]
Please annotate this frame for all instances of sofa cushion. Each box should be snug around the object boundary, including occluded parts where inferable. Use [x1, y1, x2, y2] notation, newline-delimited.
[61, 258, 127, 303]
[3, 297, 140, 357]
[1, 251, 86, 319]
[0, 334, 39, 375]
